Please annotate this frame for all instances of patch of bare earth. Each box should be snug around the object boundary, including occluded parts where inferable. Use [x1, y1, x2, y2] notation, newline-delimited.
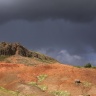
[0, 63, 96, 96]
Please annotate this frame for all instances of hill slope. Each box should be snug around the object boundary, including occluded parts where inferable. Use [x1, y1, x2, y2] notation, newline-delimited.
[0, 63, 96, 96]
[0, 42, 58, 64]
[0, 42, 96, 96]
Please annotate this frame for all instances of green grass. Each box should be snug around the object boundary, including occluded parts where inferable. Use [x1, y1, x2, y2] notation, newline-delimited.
[74, 66, 82, 68]
[37, 74, 48, 83]
[0, 87, 36, 96]
[37, 85, 48, 91]
[51, 90, 71, 96]
[0, 55, 9, 61]
[92, 66, 96, 68]
[82, 81, 92, 87]
[74, 65, 96, 69]
[28, 74, 48, 92]
[28, 82, 37, 86]
[0, 87, 19, 96]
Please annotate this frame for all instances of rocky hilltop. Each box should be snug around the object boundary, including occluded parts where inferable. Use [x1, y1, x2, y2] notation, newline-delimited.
[0, 42, 57, 62]
[0, 42, 31, 56]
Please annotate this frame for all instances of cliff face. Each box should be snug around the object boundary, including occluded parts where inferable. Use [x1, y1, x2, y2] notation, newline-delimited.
[0, 42, 31, 57]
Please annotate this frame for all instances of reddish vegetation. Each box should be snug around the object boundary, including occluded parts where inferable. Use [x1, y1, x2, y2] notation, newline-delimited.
[0, 62, 96, 96]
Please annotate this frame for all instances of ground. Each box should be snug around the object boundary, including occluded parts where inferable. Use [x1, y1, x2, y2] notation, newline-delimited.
[0, 62, 96, 96]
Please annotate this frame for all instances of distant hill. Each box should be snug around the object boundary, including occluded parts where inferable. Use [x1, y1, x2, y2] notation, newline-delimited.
[0, 42, 58, 64]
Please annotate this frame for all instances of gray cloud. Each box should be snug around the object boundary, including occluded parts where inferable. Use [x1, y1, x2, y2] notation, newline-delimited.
[37, 48, 88, 65]
[0, 0, 96, 24]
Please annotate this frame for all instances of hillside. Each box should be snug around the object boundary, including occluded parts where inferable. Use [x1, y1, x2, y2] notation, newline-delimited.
[0, 63, 96, 96]
[0, 42, 58, 65]
[0, 42, 96, 96]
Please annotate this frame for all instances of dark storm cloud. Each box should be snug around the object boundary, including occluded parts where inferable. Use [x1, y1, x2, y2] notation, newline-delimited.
[0, 19, 96, 65]
[0, 19, 96, 55]
[0, 0, 96, 24]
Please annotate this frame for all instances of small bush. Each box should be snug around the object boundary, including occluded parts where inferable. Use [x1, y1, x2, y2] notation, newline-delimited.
[84, 63, 92, 68]
[28, 82, 37, 86]
[37, 74, 48, 83]
[28, 81, 48, 91]
[37, 85, 48, 91]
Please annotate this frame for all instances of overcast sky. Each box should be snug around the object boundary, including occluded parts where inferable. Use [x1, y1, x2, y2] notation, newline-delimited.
[0, 0, 96, 66]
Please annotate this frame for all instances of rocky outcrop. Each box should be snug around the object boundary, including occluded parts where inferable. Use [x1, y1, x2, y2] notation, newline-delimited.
[0, 42, 57, 62]
[0, 42, 31, 57]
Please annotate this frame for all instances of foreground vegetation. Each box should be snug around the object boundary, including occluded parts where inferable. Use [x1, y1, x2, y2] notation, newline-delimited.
[51, 90, 71, 96]
[0, 55, 9, 61]
[75, 63, 96, 68]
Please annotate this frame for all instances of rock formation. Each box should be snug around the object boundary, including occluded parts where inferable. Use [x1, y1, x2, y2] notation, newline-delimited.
[0, 42, 57, 62]
[0, 42, 31, 57]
